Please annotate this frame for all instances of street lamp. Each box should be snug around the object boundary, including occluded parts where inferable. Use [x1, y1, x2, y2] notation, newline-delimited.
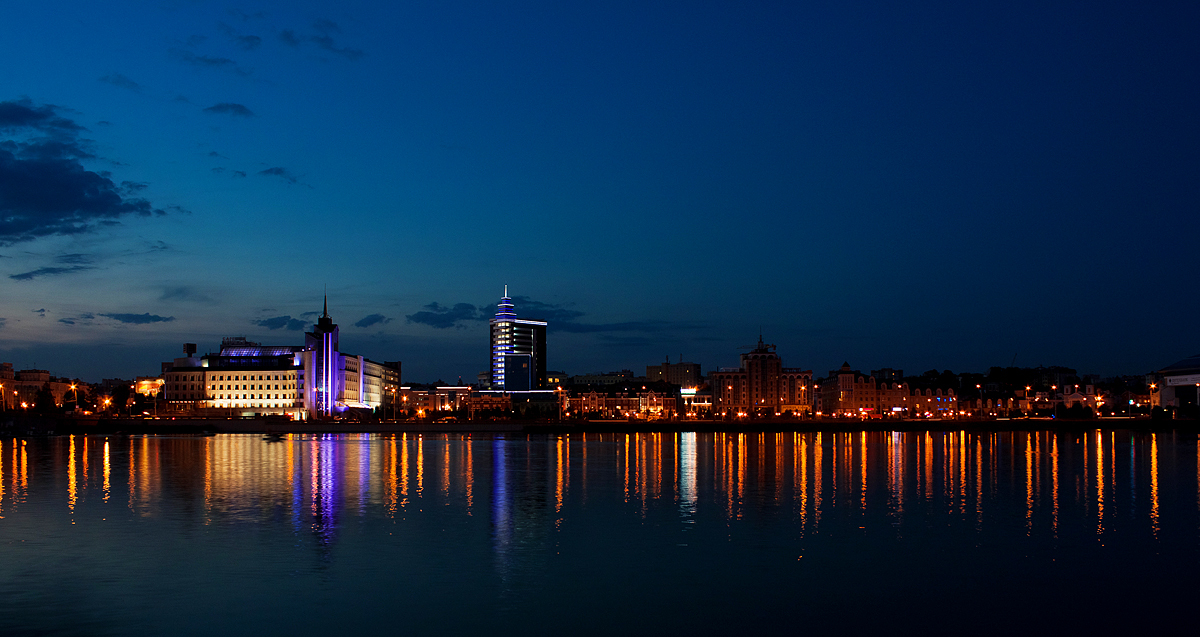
[70, 384, 78, 411]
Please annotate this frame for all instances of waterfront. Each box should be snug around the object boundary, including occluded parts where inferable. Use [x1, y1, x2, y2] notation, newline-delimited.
[1, 430, 1198, 635]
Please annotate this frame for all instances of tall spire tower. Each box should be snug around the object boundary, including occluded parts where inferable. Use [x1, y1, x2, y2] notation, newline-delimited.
[489, 286, 548, 391]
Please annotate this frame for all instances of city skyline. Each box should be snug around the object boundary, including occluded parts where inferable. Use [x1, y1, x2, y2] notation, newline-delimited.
[2, 2, 1198, 382]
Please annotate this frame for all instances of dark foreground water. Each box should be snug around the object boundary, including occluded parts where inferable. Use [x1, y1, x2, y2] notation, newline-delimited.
[1, 431, 1198, 636]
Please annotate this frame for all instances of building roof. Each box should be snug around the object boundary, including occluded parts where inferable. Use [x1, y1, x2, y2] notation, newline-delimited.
[219, 346, 302, 357]
[1159, 354, 1200, 375]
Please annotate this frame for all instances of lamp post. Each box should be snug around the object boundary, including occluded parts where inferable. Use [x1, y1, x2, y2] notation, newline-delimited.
[70, 383, 78, 411]
[1051, 385, 1058, 419]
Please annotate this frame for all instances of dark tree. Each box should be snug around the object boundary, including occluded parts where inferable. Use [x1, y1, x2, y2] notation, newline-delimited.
[33, 382, 57, 414]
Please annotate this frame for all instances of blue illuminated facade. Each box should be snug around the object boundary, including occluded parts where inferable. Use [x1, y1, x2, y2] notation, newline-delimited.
[303, 297, 343, 417]
[489, 287, 547, 391]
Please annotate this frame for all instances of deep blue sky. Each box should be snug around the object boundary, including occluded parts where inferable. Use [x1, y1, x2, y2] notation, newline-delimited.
[1, 1, 1197, 382]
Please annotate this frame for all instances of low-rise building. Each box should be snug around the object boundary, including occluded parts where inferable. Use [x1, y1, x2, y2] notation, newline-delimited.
[0, 363, 77, 410]
[646, 357, 702, 388]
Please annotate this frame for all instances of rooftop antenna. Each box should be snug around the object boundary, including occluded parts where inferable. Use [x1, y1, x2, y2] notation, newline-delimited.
[322, 285, 329, 318]
[504, 284, 508, 297]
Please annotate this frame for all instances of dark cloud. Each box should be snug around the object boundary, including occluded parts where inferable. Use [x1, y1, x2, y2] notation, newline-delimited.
[254, 315, 307, 331]
[219, 22, 263, 50]
[208, 151, 227, 159]
[96, 121, 112, 126]
[231, 170, 246, 178]
[55, 253, 92, 265]
[0, 98, 83, 134]
[10, 265, 96, 280]
[101, 312, 174, 324]
[554, 320, 691, 334]
[0, 318, 5, 328]
[212, 167, 225, 173]
[202, 102, 254, 117]
[99, 74, 141, 92]
[185, 35, 207, 47]
[504, 296, 584, 325]
[310, 35, 364, 60]
[258, 166, 298, 184]
[299, 311, 320, 318]
[279, 20, 363, 60]
[228, 9, 266, 21]
[354, 314, 390, 328]
[236, 35, 262, 49]
[33, 308, 45, 316]
[409, 296, 701, 334]
[160, 286, 214, 303]
[312, 19, 341, 35]
[0, 99, 169, 244]
[405, 302, 484, 329]
[58, 312, 94, 326]
[169, 49, 251, 76]
[279, 30, 303, 47]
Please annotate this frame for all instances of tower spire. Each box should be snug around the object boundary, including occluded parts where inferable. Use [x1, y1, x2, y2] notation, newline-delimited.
[504, 284, 508, 298]
[323, 286, 328, 319]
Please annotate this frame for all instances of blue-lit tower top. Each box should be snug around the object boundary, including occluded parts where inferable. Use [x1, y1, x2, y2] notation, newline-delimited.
[491, 286, 515, 388]
[495, 285, 515, 320]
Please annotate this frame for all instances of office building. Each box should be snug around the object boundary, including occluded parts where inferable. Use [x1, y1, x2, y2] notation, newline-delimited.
[489, 287, 547, 391]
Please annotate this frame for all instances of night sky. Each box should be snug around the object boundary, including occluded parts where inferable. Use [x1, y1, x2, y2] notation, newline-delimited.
[1, 1, 1197, 382]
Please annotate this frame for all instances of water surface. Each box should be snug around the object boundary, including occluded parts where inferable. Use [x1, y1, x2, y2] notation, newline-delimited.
[1, 431, 1197, 635]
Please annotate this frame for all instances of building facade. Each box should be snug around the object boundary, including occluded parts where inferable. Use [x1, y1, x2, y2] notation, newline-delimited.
[646, 357, 702, 388]
[819, 363, 957, 417]
[489, 287, 548, 391]
[710, 337, 813, 416]
[0, 364, 76, 410]
[161, 300, 398, 419]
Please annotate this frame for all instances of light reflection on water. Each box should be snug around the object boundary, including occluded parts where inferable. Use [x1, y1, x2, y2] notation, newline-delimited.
[0, 430, 1198, 635]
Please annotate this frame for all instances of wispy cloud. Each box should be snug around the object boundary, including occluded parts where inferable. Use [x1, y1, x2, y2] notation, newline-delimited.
[99, 74, 141, 92]
[406, 296, 701, 334]
[354, 314, 390, 328]
[254, 315, 307, 331]
[161, 286, 214, 303]
[58, 312, 94, 326]
[10, 265, 96, 280]
[169, 49, 251, 76]
[405, 302, 484, 329]
[101, 312, 174, 324]
[202, 102, 254, 117]
[257, 166, 300, 185]
[219, 22, 263, 50]
[279, 20, 363, 60]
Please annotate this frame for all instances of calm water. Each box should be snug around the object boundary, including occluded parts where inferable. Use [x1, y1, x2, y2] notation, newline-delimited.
[1, 430, 1198, 636]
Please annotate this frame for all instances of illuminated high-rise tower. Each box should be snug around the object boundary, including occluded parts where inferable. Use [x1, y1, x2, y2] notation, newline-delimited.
[489, 286, 547, 391]
[302, 294, 341, 416]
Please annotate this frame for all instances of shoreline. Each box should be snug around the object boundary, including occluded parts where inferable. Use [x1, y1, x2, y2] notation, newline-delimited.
[1, 414, 1195, 436]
